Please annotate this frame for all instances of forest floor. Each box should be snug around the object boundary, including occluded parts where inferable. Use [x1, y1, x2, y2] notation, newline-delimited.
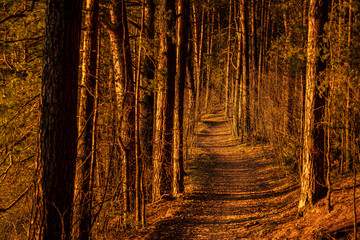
[124, 111, 360, 239]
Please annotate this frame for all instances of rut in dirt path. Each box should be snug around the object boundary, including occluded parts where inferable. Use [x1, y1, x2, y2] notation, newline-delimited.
[147, 112, 298, 239]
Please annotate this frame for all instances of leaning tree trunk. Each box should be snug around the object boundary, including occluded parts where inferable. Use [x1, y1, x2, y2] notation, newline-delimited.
[298, 0, 329, 216]
[28, 0, 83, 239]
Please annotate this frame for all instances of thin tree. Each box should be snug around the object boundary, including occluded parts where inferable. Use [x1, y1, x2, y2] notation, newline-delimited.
[135, 0, 146, 227]
[102, 0, 135, 224]
[76, 0, 99, 238]
[28, 0, 83, 239]
[239, 0, 251, 141]
[173, 0, 189, 197]
[225, 0, 233, 117]
[233, 0, 242, 138]
[193, 3, 205, 121]
[204, 5, 214, 112]
[152, 0, 176, 201]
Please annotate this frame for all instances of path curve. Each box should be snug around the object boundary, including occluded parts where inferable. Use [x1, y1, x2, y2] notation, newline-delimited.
[146, 112, 298, 239]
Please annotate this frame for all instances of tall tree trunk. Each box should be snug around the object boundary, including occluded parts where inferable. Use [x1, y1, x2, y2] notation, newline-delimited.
[193, 5, 205, 120]
[240, 0, 251, 141]
[184, 26, 196, 164]
[152, 87, 165, 202]
[152, 0, 176, 202]
[135, 0, 146, 227]
[225, 0, 233, 117]
[28, 0, 83, 239]
[345, 0, 353, 172]
[326, 0, 335, 213]
[140, 0, 155, 191]
[250, 0, 258, 135]
[283, 0, 295, 135]
[233, 1, 242, 138]
[173, 0, 189, 197]
[204, 6, 214, 112]
[298, 0, 329, 216]
[103, 0, 135, 223]
[76, 0, 99, 238]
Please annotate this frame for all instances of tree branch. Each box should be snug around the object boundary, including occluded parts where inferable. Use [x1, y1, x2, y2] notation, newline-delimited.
[0, 184, 33, 213]
[4, 35, 43, 44]
[0, 14, 26, 25]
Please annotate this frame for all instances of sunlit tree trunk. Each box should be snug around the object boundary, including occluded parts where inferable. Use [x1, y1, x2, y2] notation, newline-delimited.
[345, 0, 352, 172]
[298, 0, 329, 216]
[103, 0, 135, 223]
[239, 0, 251, 141]
[76, 0, 99, 238]
[225, 0, 233, 117]
[250, 0, 258, 134]
[152, 0, 176, 202]
[193, 4, 205, 120]
[173, 0, 189, 197]
[204, 6, 214, 112]
[233, 1, 242, 138]
[135, 0, 146, 227]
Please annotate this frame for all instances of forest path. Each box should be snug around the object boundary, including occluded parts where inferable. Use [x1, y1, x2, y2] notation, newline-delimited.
[145, 111, 299, 239]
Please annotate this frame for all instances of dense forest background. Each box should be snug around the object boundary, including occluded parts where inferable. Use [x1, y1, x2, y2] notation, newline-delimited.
[0, 0, 360, 239]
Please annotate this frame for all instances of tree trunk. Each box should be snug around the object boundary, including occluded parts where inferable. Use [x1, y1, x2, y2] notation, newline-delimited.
[283, 0, 295, 135]
[193, 4, 205, 121]
[204, 6, 214, 112]
[28, 0, 83, 239]
[240, 0, 251, 141]
[152, 0, 176, 202]
[225, 0, 233, 117]
[140, 0, 155, 190]
[135, 0, 146, 227]
[250, 0, 258, 135]
[104, 0, 135, 223]
[173, 0, 189, 198]
[298, 0, 329, 216]
[76, 0, 99, 238]
[233, 1, 242, 138]
[345, 0, 353, 172]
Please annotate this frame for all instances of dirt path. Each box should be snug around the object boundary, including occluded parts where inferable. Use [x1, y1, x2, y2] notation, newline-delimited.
[145, 112, 299, 239]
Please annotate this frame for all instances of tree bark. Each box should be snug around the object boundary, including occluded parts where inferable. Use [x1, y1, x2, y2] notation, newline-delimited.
[233, 1, 242, 138]
[173, 0, 189, 197]
[193, 4, 205, 121]
[225, 0, 233, 118]
[152, 0, 176, 202]
[345, 0, 353, 172]
[76, 0, 99, 238]
[298, 0, 329, 216]
[28, 0, 83, 239]
[140, 0, 155, 185]
[204, 6, 214, 112]
[104, 0, 135, 223]
[240, 0, 251, 141]
[135, 0, 146, 227]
